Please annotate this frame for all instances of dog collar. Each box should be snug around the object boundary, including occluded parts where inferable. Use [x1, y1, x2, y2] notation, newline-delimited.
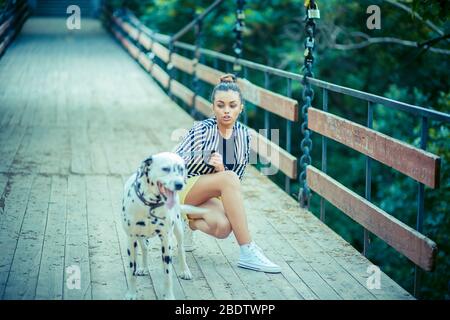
[133, 178, 166, 219]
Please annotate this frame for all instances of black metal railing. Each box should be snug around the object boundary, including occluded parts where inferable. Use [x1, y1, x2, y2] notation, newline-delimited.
[0, 0, 29, 57]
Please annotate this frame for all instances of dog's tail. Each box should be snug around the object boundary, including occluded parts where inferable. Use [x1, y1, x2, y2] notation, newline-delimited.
[179, 204, 210, 215]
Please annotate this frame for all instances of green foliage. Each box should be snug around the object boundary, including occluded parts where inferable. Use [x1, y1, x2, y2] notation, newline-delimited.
[107, 0, 450, 299]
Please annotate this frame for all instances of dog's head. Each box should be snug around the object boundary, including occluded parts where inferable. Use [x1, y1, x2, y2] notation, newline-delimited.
[139, 152, 187, 209]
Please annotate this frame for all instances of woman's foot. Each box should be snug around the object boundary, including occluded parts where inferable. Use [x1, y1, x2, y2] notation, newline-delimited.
[237, 241, 281, 273]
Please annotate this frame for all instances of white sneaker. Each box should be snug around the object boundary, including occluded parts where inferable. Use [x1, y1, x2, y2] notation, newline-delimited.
[183, 220, 195, 252]
[237, 242, 281, 273]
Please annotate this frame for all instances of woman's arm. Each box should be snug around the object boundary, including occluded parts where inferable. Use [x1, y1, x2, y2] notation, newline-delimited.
[235, 127, 251, 180]
[173, 122, 205, 164]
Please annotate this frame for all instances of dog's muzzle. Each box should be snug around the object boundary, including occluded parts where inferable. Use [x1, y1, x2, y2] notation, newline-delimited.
[156, 180, 184, 209]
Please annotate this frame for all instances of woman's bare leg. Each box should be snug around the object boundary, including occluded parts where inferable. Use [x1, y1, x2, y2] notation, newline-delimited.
[184, 171, 251, 245]
[188, 198, 231, 239]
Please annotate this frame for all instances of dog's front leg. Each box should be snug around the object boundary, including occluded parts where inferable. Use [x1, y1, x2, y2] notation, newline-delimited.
[174, 220, 192, 280]
[158, 232, 175, 300]
[125, 236, 138, 300]
[136, 238, 149, 275]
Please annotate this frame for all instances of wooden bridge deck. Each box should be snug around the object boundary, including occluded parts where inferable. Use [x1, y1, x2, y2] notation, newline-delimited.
[0, 17, 414, 300]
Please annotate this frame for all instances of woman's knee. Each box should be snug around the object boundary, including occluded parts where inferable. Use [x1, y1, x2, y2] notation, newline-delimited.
[218, 170, 240, 189]
[214, 218, 232, 239]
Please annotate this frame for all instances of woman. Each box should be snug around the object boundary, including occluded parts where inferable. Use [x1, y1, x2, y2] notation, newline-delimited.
[173, 73, 280, 273]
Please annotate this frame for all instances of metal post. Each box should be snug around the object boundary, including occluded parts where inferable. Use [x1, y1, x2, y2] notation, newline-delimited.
[414, 116, 428, 299]
[167, 37, 174, 100]
[242, 66, 248, 125]
[363, 101, 373, 256]
[320, 88, 328, 222]
[192, 18, 203, 117]
[285, 78, 293, 193]
[264, 71, 270, 139]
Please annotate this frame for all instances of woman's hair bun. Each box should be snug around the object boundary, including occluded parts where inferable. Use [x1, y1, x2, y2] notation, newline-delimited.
[219, 73, 237, 84]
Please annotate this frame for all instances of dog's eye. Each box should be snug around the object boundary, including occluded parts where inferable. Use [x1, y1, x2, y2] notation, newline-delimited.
[162, 167, 170, 173]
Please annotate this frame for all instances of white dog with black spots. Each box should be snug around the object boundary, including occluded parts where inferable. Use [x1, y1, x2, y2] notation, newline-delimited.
[121, 152, 206, 300]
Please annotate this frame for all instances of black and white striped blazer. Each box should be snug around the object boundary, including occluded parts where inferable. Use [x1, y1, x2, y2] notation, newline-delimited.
[173, 117, 251, 180]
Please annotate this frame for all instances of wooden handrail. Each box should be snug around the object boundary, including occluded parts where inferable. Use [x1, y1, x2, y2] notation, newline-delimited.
[307, 166, 438, 271]
[308, 108, 441, 188]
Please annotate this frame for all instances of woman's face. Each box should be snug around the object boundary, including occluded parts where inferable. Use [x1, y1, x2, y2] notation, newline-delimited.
[212, 90, 243, 127]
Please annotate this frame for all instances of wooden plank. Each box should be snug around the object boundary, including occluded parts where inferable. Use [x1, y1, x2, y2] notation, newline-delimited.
[195, 95, 214, 118]
[64, 175, 92, 300]
[196, 63, 224, 86]
[146, 238, 187, 300]
[308, 108, 440, 188]
[138, 52, 153, 72]
[151, 63, 170, 89]
[85, 175, 127, 299]
[38, 128, 65, 175]
[286, 206, 414, 300]
[0, 173, 10, 216]
[86, 125, 110, 175]
[171, 52, 194, 75]
[3, 174, 51, 299]
[195, 63, 298, 121]
[109, 175, 157, 300]
[237, 78, 298, 121]
[307, 165, 438, 271]
[122, 21, 139, 40]
[69, 126, 92, 174]
[215, 235, 287, 300]
[152, 42, 170, 63]
[9, 126, 41, 174]
[242, 168, 377, 300]
[192, 232, 253, 300]
[172, 251, 215, 300]
[127, 40, 140, 59]
[241, 206, 309, 299]
[35, 175, 67, 299]
[170, 79, 194, 106]
[248, 164, 412, 299]
[0, 125, 26, 173]
[247, 127, 297, 179]
[138, 33, 153, 51]
[0, 174, 34, 298]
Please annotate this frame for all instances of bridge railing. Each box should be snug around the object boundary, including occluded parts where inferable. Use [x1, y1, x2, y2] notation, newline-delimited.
[0, 0, 29, 57]
[101, 3, 450, 297]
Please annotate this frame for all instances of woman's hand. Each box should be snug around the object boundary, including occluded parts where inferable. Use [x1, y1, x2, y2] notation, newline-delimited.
[208, 152, 225, 172]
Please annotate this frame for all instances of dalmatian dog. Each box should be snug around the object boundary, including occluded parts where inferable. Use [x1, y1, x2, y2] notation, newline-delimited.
[121, 152, 206, 300]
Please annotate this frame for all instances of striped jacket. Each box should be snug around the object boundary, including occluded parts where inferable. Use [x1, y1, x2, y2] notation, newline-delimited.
[173, 117, 251, 180]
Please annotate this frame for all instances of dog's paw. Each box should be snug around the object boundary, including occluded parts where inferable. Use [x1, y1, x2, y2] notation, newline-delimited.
[125, 292, 137, 300]
[179, 269, 193, 280]
[135, 267, 149, 276]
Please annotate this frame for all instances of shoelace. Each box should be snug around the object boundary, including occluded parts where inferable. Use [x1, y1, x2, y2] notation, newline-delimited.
[247, 244, 273, 264]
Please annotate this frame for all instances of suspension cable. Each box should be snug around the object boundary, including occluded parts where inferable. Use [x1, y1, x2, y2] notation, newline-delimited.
[233, 0, 246, 77]
[298, 0, 320, 208]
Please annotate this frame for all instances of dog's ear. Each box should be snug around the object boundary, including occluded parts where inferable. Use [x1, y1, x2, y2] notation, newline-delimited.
[143, 156, 153, 167]
[139, 156, 153, 177]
